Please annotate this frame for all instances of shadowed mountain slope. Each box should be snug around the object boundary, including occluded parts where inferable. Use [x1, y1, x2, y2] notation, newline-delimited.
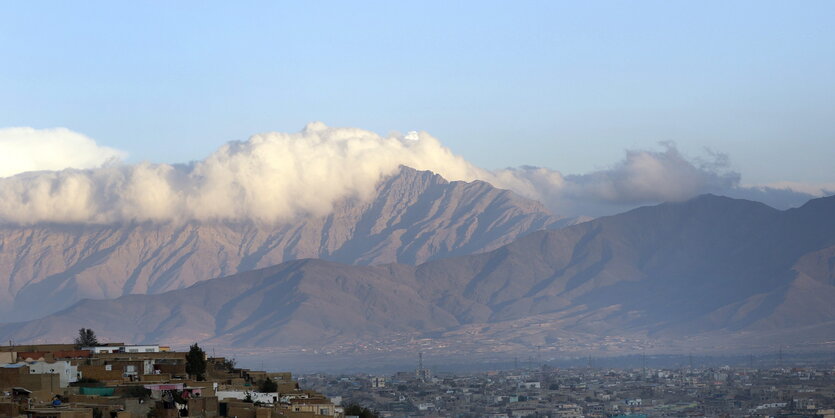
[4, 194, 834, 353]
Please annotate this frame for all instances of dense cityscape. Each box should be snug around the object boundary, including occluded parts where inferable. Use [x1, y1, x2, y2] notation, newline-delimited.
[4, 336, 835, 417]
[302, 361, 835, 417]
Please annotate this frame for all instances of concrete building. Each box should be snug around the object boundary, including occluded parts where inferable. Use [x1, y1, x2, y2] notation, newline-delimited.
[122, 345, 161, 353]
[26, 360, 80, 387]
[82, 346, 120, 354]
[0, 351, 15, 364]
[371, 376, 386, 388]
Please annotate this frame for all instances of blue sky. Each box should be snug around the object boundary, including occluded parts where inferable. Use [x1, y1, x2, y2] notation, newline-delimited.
[2, 0, 834, 187]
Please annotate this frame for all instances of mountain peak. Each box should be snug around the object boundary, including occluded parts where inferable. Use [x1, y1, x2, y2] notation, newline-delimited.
[0, 166, 561, 321]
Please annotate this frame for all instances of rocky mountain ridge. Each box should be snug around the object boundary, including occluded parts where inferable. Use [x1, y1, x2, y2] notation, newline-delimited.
[0, 166, 571, 321]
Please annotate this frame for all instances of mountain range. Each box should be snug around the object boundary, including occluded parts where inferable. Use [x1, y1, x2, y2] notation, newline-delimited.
[3, 192, 833, 359]
[0, 167, 575, 321]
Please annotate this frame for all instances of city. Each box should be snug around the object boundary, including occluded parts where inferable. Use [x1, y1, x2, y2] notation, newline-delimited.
[301, 361, 835, 417]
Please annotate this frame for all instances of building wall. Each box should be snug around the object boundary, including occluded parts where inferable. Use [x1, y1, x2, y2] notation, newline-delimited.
[1, 344, 77, 353]
[0, 352, 16, 364]
[216, 390, 278, 404]
[19, 373, 62, 401]
[78, 365, 124, 382]
[97, 352, 186, 361]
[187, 396, 219, 416]
[17, 350, 92, 362]
[106, 360, 145, 379]
[139, 373, 172, 383]
[268, 372, 292, 381]
[25, 408, 93, 418]
[122, 345, 160, 353]
[225, 402, 259, 418]
[155, 363, 187, 377]
[0, 402, 19, 416]
[278, 382, 298, 393]
[83, 346, 120, 354]
[27, 361, 80, 387]
[0, 365, 60, 398]
[290, 402, 335, 416]
[122, 398, 153, 418]
[0, 365, 28, 389]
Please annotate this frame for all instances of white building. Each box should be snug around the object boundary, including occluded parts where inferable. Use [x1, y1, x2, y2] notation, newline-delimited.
[417, 402, 435, 411]
[519, 381, 541, 389]
[82, 345, 161, 354]
[26, 361, 80, 388]
[83, 346, 120, 354]
[122, 345, 160, 353]
[216, 390, 279, 404]
[371, 376, 386, 388]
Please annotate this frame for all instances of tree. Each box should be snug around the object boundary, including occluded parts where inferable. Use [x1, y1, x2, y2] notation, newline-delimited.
[74, 328, 99, 347]
[222, 357, 237, 372]
[343, 403, 379, 418]
[185, 343, 207, 381]
[258, 377, 278, 393]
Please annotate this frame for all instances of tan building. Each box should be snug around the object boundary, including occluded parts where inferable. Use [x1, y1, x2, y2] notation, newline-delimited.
[0, 363, 62, 401]
[0, 351, 16, 364]
[288, 397, 337, 416]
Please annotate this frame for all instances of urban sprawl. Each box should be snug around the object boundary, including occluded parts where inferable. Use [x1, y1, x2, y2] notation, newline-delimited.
[2, 340, 835, 417]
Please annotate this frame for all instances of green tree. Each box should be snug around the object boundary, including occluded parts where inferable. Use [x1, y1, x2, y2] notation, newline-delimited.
[222, 357, 237, 372]
[74, 328, 99, 348]
[185, 343, 207, 381]
[258, 377, 278, 393]
[343, 403, 379, 418]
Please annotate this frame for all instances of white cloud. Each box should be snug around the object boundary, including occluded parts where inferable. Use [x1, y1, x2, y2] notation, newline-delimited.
[0, 123, 490, 224]
[0, 123, 824, 224]
[496, 144, 742, 216]
[755, 181, 835, 197]
[0, 127, 126, 177]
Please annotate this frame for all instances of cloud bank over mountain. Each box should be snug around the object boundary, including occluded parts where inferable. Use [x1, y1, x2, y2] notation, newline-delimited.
[0, 127, 126, 178]
[0, 123, 824, 223]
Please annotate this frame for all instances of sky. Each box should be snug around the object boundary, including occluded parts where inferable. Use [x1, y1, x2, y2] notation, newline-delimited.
[0, 1, 834, 220]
